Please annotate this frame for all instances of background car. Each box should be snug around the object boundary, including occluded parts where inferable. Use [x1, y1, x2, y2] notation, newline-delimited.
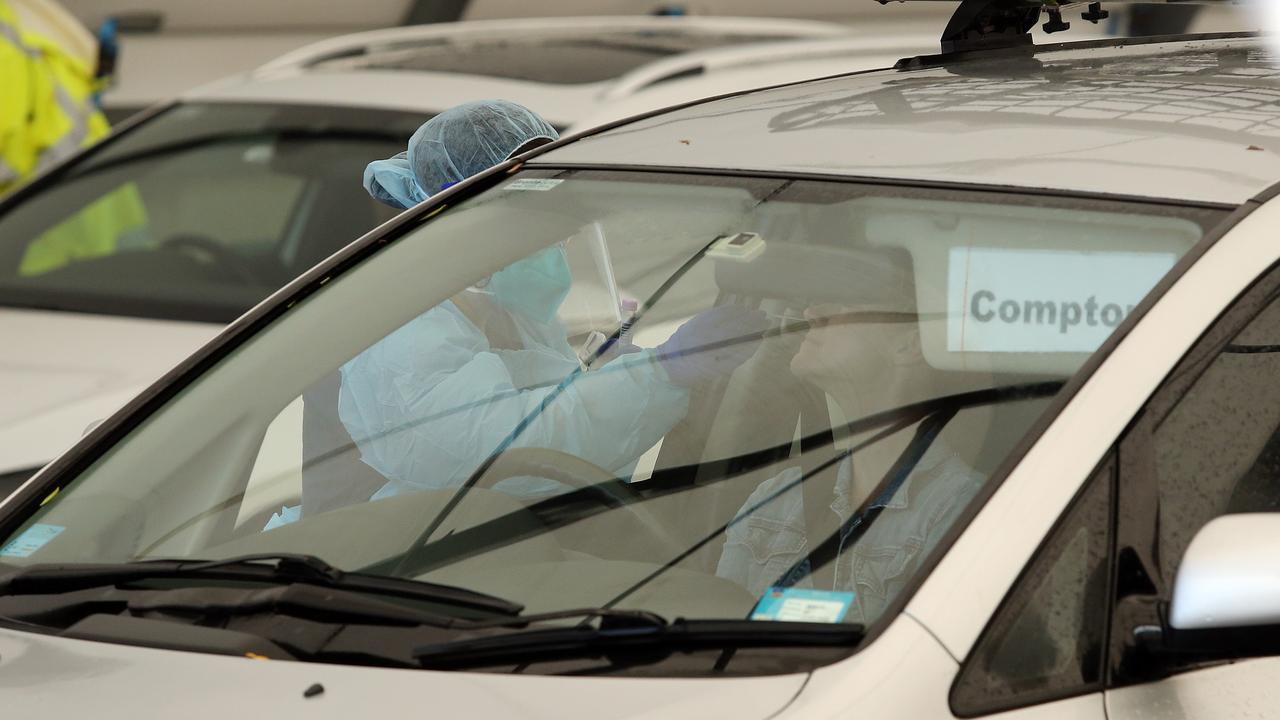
[60, 0, 953, 119]
[1, 4, 1277, 717]
[0, 15, 855, 495]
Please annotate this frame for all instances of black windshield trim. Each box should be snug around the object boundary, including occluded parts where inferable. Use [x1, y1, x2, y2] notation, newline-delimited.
[380, 382, 1064, 581]
[527, 164, 1238, 213]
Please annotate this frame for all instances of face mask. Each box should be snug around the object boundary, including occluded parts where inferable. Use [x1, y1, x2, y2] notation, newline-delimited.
[487, 245, 573, 325]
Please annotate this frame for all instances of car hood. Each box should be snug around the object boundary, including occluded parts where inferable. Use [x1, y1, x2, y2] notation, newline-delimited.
[0, 628, 807, 719]
[0, 309, 219, 474]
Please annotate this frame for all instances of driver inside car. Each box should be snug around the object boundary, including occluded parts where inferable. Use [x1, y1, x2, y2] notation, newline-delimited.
[267, 100, 767, 529]
[716, 261, 984, 625]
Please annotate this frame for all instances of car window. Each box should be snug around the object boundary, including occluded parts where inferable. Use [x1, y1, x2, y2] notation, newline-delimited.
[951, 454, 1113, 716]
[0, 102, 422, 322]
[0, 170, 1224, 674]
[1107, 264, 1280, 680]
[1119, 278, 1280, 577]
[1149, 297, 1280, 580]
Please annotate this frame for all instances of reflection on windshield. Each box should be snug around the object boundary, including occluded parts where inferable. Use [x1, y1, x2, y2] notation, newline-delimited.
[0, 171, 1225, 671]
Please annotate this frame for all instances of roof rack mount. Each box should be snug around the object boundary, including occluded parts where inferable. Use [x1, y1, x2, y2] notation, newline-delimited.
[885, 0, 1238, 55]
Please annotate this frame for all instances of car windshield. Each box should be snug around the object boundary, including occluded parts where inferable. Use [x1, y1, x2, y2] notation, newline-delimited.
[0, 169, 1225, 671]
[0, 102, 424, 323]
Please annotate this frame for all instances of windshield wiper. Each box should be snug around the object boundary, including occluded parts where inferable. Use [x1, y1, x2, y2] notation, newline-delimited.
[378, 381, 1065, 581]
[413, 610, 864, 670]
[0, 552, 522, 616]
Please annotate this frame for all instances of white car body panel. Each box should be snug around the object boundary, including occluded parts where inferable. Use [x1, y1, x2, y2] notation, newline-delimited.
[775, 614, 959, 719]
[787, 615, 1106, 720]
[0, 626, 808, 719]
[909, 197, 1280, 659]
[542, 39, 1280, 204]
[1107, 656, 1280, 720]
[253, 15, 851, 74]
[187, 70, 600, 128]
[0, 310, 217, 474]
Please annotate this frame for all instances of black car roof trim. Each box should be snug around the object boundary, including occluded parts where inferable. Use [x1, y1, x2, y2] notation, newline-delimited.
[525, 163, 1238, 211]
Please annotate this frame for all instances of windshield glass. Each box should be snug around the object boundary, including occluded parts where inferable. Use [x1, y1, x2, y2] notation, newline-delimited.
[0, 169, 1224, 670]
[0, 102, 423, 322]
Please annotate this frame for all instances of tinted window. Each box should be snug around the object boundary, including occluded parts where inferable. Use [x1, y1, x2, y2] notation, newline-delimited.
[1149, 295, 1280, 582]
[952, 455, 1113, 715]
[0, 103, 423, 322]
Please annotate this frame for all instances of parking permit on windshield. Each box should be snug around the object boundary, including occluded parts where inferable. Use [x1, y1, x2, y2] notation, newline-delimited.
[505, 178, 563, 191]
[751, 587, 855, 623]
[0, 523, 65, 558]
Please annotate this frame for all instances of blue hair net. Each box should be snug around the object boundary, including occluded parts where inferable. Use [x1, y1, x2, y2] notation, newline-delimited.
[363, 99, 558, 210]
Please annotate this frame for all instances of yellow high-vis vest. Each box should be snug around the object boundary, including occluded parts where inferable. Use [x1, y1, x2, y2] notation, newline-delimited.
[1, 1, 148, 276]
[0, 0, 109, 195]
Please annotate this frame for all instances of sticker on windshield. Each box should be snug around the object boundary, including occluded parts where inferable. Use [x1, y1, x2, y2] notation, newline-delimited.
[947, 247, 1177, 354]
[751, 587, 855, 624]
[0, 523, 65, 558]
[505, 178, 563, 192]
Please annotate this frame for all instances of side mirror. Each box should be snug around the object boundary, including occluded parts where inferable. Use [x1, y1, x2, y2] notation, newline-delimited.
[1158, 514, 1280, 657]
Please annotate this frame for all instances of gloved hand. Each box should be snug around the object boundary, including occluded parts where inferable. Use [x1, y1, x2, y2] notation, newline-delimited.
[656, 305, 767, 387]
[595, 338, 644, 365]
[586, 335, 645, 368]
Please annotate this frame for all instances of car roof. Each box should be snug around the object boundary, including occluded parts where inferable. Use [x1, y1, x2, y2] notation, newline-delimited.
[569, 35, 937, 132]
[180, 15, 851, 128]
[536, 35, 1280, 205]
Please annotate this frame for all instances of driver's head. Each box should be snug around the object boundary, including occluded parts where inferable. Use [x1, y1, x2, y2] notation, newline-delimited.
[363, 100, 559, 209]
[789, 248, 921, 394]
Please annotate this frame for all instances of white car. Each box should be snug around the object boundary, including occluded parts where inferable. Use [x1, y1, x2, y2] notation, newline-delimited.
[3, 2, 1277, 718]
[0, 15, 854, 496]
[566, 33, 936, 132]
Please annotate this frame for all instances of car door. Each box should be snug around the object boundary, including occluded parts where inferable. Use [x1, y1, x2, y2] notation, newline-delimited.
[1105, 257, 1280, 718]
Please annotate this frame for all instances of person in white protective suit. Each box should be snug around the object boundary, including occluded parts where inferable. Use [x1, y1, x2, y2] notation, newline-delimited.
[265, 100, 766, 529]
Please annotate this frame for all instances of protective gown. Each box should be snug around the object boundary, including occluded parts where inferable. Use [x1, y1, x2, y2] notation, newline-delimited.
[338, 296, 689, 499]
[264, 101, 689, 529]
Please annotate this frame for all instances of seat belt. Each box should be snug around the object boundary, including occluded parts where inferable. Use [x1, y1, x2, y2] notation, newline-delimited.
[798, 385, 842, 590]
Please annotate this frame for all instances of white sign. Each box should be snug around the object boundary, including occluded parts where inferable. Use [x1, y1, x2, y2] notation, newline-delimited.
[504, 178, 563, 192]
[947, 247, 1177, 354]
